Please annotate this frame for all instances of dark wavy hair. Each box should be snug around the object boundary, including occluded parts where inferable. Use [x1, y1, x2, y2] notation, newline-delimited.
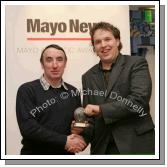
[90, 22, 123, 51]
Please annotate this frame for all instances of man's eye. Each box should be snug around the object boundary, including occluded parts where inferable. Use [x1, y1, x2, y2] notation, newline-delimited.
[94, 40, 100, 45]
[105, 38, 111, 41]
[57, 58, 63, 61]
[46, 58, 52, 62]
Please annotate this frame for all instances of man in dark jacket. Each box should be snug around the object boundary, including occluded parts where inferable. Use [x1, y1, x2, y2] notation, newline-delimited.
[81, 22, 154, 155]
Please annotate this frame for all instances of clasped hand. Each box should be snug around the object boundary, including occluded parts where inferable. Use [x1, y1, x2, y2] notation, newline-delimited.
[65, 134, 87, 153]
[66, 104, 100, 153]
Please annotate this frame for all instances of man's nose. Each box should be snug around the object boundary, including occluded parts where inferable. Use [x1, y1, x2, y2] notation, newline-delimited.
[101, 40, 107, 47]
[52, 60, 58, 68]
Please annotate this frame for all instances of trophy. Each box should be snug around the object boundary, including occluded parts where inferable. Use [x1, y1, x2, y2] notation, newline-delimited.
[73, 107, 89, 128]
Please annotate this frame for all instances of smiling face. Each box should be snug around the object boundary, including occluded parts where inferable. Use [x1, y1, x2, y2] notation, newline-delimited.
[41, 47, 67, 83]
[93, 29, 120, 66]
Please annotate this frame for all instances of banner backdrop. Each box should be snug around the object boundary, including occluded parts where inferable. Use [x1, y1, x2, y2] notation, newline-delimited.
[6, 5, 130, 155]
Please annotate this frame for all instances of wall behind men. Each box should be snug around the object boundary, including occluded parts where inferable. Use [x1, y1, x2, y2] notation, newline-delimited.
[6, 5, 131, 155]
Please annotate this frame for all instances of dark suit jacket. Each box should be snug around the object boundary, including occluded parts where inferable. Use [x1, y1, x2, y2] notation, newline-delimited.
[82, 54, 155, 155]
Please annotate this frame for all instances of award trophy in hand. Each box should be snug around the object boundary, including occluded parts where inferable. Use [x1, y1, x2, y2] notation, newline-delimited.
[74, 107, 89, 128]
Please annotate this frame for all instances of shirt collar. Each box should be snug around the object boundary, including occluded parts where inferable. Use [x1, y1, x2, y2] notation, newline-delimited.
[98, 61, 113, 72]
[98, 54, 119, 71]
[40, 75, 68, 91]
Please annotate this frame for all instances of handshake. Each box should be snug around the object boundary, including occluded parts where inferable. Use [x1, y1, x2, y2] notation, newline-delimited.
[65, 120, 87, 153]
[65, 133, 87, 153]
[65, 119, 88, 153]
[65, 105, 101, 153]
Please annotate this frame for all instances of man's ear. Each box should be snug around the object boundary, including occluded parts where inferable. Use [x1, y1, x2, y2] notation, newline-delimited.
[116, 39, 120, 47]
[64, 60, 67, 68]
[93, 46, 96, 52]
[41, 62, 44, 69]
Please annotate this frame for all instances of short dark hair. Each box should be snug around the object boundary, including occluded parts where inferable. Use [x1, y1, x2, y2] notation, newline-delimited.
[90, 22, 122, 51]
[40, 44, 67, 64]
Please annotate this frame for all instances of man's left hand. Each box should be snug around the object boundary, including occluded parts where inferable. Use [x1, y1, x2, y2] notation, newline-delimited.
[84, 104, 101, 116]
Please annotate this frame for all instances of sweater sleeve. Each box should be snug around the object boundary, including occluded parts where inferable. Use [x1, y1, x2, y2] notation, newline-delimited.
[16, 84, 67, 148]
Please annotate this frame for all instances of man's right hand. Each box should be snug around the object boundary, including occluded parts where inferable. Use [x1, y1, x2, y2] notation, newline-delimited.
[65, 134, 87, 153]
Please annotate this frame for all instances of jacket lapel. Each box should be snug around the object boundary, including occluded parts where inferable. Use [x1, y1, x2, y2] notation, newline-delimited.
[106, 55, 125, 97]
[92, 66, 106, 91]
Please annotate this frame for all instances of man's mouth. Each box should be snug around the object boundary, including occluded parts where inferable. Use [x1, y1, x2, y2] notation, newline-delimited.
[101, 49, 110, 54]
[51, 71, 59, 74]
